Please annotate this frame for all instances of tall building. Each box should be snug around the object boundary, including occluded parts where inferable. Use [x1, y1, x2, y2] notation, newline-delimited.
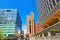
[26, 12, 34, 36]
[0, 9, 22, 37]
[36, 0, 60, 28]
[16, 11, 22, 30]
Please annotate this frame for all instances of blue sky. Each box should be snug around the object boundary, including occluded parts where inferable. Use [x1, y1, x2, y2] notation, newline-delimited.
[0, 0, 38, 32]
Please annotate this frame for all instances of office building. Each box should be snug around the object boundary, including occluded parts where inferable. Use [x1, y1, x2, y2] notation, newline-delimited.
[0, 9, 22, 37]
[36, 0, 60, 36]
[26, 12, 34, 36]
[36, 0, 60, 28]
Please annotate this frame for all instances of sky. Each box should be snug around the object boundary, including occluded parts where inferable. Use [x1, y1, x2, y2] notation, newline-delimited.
[0, 0, 38, 33]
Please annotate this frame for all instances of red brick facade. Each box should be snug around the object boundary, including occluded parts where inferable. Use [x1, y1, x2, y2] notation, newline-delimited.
[35, 24, 43, 34]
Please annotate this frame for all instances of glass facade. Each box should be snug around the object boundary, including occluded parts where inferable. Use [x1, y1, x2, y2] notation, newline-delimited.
[0, 9, 22, 36]
[0, 9, 17, 24]
[0, 24, 15, 34]
[16, 11, 22, 30]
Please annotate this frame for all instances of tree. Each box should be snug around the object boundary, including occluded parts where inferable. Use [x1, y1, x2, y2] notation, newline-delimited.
[0, 28, 6, 40]
[14, 30, 20, 38]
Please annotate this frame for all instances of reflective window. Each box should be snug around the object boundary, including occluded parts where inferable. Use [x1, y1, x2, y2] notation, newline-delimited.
[56, 0, 59, 2]
[53, 0, 56, 6]
[47, 1, 48, 5]
[49, 0, 51, 2]
[46, 10, 48, 14]
[45, 2, 47, 8]
[48, 6, 50, 11]
[50, 4, 53, 9]
[6, 10, 11, 12]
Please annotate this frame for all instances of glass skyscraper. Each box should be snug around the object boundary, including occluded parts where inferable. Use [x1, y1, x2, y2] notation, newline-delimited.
[0, 9, 22, 37]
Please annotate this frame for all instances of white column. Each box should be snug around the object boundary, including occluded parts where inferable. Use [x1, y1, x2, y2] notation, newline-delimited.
[55, 0, 57, 5]
[51, 0, 54, 8]
[38, 34, 40, 37]
[36, 35, 38, 37]
[39, 34, 40, 37]
[37, 35, 39, 37]
[49, 5, 51, 11]
[48, 32, 51, 36]
[42, 33, 44, 37]
[48, 0, 49, 4]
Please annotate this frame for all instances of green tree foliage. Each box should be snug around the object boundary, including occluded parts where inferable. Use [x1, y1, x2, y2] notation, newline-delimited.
[0, 28, 6, 40]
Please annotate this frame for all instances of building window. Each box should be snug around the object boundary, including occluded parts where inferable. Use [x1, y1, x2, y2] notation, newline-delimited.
[47, 1, 48, 5]
[49, 5, 51, 11]
[46, 10, 48, 14]
[53, 0, 56, 6]
[45, 10, 47, 14]
[6, 10, 11, 12]
[29, 20, 31, 24]
[45, 3, 47, 8]
[50, 4, 53, 9]
[48, 7, 49, 13]
[49, 0, 51, 2]
[48, 6, 50, 11]
[29, 25, 31, 34]
[56, 0, 59, 2]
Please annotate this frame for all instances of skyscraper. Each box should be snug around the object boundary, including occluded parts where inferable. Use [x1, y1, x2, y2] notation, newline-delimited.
[0, 9, 22, 37]
[26, 12, 34, 36]
[36, 0, 60, 28]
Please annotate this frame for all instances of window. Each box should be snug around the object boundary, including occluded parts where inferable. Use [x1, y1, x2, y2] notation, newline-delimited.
[50, 4, 53, 9]
[6, 10, 11, 12]
[7, 32, 11, 33]
[56, 30, 60, 33]
[49, 0, 51, 2]
[56, 0, 59, 2]
[29, 25, 31, 34]
[45, 4, 47, 8]
[29, 20, 31, 24]
[48, 8, 49, 13]
[48, 6, 50, 11]
[46, 10, 48, 14]
[53, 0, 56, 6]
[45, 3, 47, 8]
[44, 4, 46, 6]
[2, 27, 7, 28]
[47, 1, 48, 5]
